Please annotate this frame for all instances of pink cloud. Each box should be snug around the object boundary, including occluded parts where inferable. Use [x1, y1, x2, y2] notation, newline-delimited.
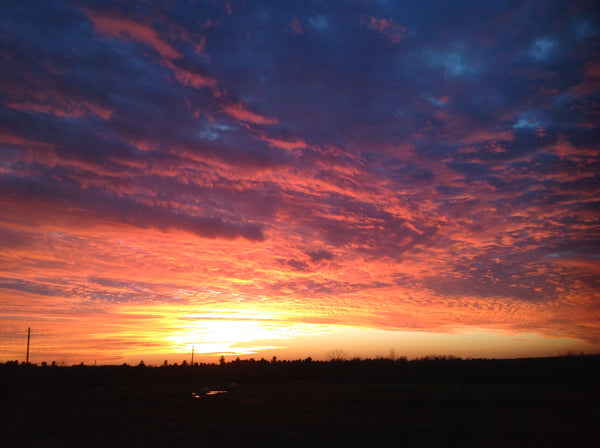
[460, 129, 514, 145]
[0, 133, 55, 155]
[290, 17, 303, 35]
[359, 15, 406, 45]
[547, 255, 600, 274]
[585, 59, 600, 77]
[82, 101, 114, 121]
[169, 24, 208, 57]
[223, 102, 278, 125]
[547, 136, 598, 162]
[0, 70, 113, 121]
[85, 10, 183, 60]
[194, 35, 207, 55]
[258, 135, 307, 152]
[6, 98, 113, 121]
[569, 59, 600, 96]
[86, 11, 217, 91]
[164, 60, 217, 89]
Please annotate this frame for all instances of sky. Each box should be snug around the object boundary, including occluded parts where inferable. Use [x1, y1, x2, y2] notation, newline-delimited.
[1, 0, 599, 365]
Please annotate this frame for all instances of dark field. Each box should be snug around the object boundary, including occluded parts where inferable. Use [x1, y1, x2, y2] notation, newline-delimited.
[2, 356, 599, 447]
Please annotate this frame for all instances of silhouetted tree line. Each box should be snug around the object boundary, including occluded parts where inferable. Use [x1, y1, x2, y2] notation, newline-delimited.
[1, 354, 599, 401]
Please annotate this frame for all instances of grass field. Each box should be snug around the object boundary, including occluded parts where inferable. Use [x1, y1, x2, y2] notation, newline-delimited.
[2, 381, 598, 447]
[2, 356, 599, 447]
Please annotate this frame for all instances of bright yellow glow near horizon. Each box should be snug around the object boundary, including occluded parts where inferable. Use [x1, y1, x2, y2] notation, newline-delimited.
[3, 303, 599, 366]
[164, 314, 329, 355]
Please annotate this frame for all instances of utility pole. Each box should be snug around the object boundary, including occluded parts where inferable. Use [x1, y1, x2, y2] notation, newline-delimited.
[25, 327, 31, 394]
[189, 345, 195, 396]
[26, 327, 30, 364]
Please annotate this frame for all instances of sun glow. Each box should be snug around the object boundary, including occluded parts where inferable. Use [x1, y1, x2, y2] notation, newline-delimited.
[162, 311, 332, 356]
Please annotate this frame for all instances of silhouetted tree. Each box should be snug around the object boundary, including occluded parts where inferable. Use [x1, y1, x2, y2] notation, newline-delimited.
[327, 349, 348, 361]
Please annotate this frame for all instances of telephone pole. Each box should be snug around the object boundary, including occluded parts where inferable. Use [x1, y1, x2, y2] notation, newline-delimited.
[25, 327, 31, 394]
[26, 327, 30, 364]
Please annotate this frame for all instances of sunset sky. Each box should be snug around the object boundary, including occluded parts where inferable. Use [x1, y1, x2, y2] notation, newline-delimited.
[1, 0, 599, 365]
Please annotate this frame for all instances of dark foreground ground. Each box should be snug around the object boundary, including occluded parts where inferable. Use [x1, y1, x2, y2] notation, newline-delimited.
[1, 356, 599, 447]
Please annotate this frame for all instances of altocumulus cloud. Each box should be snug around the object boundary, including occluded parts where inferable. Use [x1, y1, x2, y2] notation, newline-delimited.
[0, 0, 599, 360]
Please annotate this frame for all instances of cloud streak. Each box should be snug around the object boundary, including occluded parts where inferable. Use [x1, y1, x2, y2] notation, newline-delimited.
[85, 9, 183, 60]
